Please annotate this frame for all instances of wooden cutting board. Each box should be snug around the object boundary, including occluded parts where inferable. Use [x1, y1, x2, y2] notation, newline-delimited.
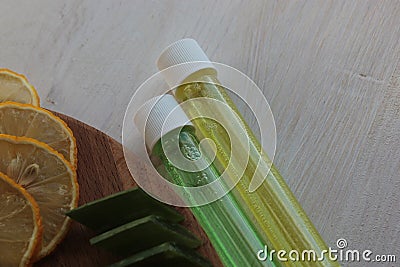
[34, 113, 222, 267]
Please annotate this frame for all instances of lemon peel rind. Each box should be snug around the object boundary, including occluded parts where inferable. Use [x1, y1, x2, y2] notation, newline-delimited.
[0, 171, 43, 266]
[0, 134, 79, 260]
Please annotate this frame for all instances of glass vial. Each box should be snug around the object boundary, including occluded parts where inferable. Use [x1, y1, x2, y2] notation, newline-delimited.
[134, 94, 274, 267]
[157, 39, 338, 267]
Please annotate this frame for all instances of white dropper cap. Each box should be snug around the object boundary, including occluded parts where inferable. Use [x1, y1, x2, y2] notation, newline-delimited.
[157, 39, 217, 88]
[134, 94, 193, 151]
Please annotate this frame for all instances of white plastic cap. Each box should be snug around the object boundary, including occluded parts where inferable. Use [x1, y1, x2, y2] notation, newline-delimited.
[134, 94, 192, 151]
[157, 39, 216, 88]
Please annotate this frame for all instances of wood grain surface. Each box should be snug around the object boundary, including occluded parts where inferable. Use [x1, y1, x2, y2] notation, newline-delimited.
[34, 113, 222, 267]
[1, 1, 399, 266]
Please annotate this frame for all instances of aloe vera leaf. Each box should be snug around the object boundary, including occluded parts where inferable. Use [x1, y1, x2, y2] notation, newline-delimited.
[108, 242, 212, 267]
[90, 215, 201, 256]
[66, 187, 183, 232]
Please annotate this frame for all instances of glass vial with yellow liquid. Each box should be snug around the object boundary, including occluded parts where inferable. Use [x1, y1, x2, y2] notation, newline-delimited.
[157, 39, 338, 267]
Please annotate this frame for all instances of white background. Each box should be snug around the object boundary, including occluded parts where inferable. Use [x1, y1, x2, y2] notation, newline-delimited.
[1, 1, 399, 264]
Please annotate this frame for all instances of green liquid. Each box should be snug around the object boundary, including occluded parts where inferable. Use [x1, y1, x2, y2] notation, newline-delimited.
[174, 70, 339, 267]
[151, 126, 275, 267]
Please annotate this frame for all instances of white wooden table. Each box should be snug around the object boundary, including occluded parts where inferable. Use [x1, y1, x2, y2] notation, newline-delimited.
[1, 1, 399, 266]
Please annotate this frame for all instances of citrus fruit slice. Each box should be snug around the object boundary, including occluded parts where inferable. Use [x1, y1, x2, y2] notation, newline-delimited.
[0, 171, 43, 267]
[0, 134, 79, 259]
[0, 69, 40, 106]
[0, 102, 77, 167]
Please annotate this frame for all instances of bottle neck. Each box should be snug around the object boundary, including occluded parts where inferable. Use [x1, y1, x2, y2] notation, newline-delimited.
[175, 69, 221, 101]
[182, 68, 218, 83]
[151, 125, 196, 156]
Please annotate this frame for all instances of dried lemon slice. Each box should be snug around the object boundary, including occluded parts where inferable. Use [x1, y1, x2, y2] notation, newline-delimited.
[0, 172, 42, 267]
[0, 134, 79, 259]
[0, 69, 40, 106]
[0, 102, 77, 167]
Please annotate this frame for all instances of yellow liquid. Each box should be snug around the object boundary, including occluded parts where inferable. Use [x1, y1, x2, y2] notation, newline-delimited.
[175, 70, 339, 267]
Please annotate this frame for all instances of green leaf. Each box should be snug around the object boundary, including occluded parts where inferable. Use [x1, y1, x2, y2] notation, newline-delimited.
[108, 242, 212, 267]
[66, 187, 184, 233]
[90, 215, 201, 256]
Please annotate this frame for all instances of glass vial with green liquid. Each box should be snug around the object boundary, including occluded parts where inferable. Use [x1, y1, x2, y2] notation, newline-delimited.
[157, 39, 339, 267]
[134, 94, 275, 267]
